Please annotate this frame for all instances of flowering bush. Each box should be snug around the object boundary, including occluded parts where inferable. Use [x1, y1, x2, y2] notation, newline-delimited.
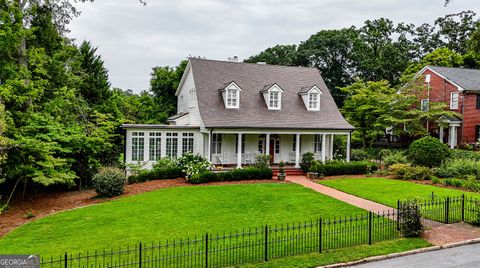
[153, 156, 178, 169]
[177, 153, 212, 180]
[254, 154, 270, 168]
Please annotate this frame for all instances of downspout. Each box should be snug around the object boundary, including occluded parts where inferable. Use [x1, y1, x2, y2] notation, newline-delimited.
[209, 128, 213, 163]
[461, 92, 465, 145]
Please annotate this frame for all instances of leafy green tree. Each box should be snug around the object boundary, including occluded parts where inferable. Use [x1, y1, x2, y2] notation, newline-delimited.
[296, 28, 358, 106]
[245, 45, 298, 65]
[401, 48, 464, 83]
[434, 10, 477, 54]
[149, 60, 187, 120]
[77, 41, 111, 106]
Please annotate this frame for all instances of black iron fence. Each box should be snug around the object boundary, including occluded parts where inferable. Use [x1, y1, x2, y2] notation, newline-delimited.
[41, 210, 402, 268]
[40, 195, 480, 268]
[399, 194, 480, 225]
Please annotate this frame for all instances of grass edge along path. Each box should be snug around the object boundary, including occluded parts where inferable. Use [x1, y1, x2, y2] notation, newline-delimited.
[238, 238, 430, 267]
[319, 177, 480, 208]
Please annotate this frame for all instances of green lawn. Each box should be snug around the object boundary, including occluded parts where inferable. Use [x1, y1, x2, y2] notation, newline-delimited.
[240, 238, 430, 267]
[1, 183, 368, 258]
[319, 177, 480, 207]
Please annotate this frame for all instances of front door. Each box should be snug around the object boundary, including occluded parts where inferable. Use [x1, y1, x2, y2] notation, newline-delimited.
[269, 138, 275, 163]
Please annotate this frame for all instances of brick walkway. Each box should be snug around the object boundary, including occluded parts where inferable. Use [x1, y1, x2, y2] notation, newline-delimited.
[286, 176, 395, 213]
[287, 176, 480, 246]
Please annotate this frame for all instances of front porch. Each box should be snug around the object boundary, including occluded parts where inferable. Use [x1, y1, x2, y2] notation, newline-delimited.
[206, 131, 352, 168]
[436, 115, 462, 149]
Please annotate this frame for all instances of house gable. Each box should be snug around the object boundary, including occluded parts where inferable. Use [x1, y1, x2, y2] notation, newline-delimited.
[172, 61, 204, 127]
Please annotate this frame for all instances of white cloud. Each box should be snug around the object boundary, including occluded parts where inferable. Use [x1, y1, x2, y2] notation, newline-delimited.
[67, 0, 480, 92]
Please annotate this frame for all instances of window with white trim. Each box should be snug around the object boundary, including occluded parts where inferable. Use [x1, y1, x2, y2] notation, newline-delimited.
[258, 138, 264, 154]
[212, 134, 222, 154]
[309, 93, 319, 110]
[166, 132, 178, 158]
[132, 132, 145, 161]
[182, 133, 194, 154]
[421, 99, 429, 112]
[149, 132, 161, 161]
[189, 89, 195, 108]
[450, 92, 459, 110]
[275, 139, 280, 154]
[269, 91, 280, 109]
[292, 135, 297, 152]
[235, 134, 245, 154]
[314, 134, 322, 154]
[227, 89, 238, 108]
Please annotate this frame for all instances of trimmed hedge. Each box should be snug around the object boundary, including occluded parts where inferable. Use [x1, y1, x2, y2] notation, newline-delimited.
[308, 161, 378, 176]
[128, 167, 184, 184]
[390, 164, 433, 180]
[189, 167, 273, 184]
[92, 167, 126, 197]
[407, 136, 450, 167]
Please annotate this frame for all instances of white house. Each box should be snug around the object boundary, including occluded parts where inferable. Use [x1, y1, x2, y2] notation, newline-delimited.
[122, 58, 354, 169]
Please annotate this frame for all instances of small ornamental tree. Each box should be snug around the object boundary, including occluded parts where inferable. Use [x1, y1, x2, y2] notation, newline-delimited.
[407, 136, 450, 167]
[399, 199, 424, 237]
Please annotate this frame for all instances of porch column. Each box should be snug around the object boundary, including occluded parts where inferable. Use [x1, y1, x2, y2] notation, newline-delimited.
[237, 133, 243, 168]
[294, 134, 301, 168]
[265, 133, 271, 157]
[330, 134, 334, 160]
[439, 126, 444, 143]
[346, 133, 351, 162]
[321, 134, 326, 163]
[449, 126, 457, 149]
[208, 131, 212, 162]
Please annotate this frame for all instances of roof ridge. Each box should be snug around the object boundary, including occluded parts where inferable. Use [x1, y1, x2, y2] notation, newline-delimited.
[189, 57, 318, 71]
[428, 65, 480, 72]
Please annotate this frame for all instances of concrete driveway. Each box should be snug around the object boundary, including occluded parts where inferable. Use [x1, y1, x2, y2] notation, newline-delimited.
[354, 243, 480, 268]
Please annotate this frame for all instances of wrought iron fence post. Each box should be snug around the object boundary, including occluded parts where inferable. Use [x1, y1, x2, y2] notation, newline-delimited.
[319, 218, 322, 253]
[368, 211, 372, 245]
[64, 252, 67, 268]
[446, 197, 450, 224]
[462, 194, 465, 222]
[397, 200, 401, 231]
[139, 242, 142, 268]
[205, 233, 208, 268]
[264, 225, 268, 262]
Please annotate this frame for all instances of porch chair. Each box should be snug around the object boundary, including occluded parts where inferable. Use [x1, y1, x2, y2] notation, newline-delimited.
[216, 155, 228, 167]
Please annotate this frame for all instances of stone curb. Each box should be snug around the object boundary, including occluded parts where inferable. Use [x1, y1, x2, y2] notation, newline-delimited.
[317, 238, 480, 268]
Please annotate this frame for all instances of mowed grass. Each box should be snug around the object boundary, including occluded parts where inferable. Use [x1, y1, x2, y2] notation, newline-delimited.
[0, 183, 367, 258]
[319, 177, 480, 207]
[240, 238, 430, 267]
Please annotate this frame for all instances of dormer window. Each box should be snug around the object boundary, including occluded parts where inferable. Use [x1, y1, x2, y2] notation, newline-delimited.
[220, 82, 241, 109]
[261, 84, 283, 110]
[299, 85, 322, 111]
[309, 92, 319, 110]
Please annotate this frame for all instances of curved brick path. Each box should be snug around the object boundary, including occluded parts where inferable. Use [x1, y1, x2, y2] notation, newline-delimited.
[286, 176, 395, 213]
[287, 176, 480, 246]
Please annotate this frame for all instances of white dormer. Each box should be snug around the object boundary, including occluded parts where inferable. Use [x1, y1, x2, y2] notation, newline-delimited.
[261, 84, 284, 110]
[299, 85, 322, 111]
[220, 82, 241, 109]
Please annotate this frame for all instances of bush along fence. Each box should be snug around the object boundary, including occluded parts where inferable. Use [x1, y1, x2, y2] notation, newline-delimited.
[400, 194, 480, 225]
[40, 209, 417, 268]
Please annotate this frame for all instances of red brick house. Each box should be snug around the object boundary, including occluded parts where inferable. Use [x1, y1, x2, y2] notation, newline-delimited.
[414, 66, 480, 148]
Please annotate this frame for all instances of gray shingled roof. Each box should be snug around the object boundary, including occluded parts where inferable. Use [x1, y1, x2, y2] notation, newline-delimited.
[429, 66, 480, 91]
[167, 112, 189, 121]
[190, 59, 354, 130]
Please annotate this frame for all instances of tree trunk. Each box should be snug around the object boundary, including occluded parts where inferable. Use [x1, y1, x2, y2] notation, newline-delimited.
[17, 0, 28, 67]
[6, 177, 21, 207]
[22, 178, 27, 200]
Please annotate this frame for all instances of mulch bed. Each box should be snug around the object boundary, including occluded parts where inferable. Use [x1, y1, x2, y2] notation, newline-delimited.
[0, 178, 281, 238]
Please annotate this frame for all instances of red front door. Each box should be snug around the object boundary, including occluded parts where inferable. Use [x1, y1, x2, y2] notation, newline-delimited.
[269, 139, 275, 163]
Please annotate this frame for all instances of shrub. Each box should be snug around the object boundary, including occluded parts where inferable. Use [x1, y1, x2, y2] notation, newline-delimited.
[462, 176, 480, 192]
[449, 149, 480, 161]
[431, 176, 441, 184]
[177, 153, 212, 180]
[399, 200, 424, 237]
[128, 167, 184, 183]
[300, 152, 315, 172]
[383, 151, 408, 167]
[190, 167, 273, 184]
[445, 178, 464, 188]
[468, 199, 480, 226]
[153, 156, 178, 169]
[407, 136, 450, 167]
[254, 154, 271, 168]
[309, 161, 378, 176]
[92, 167, 126, 197]
[350, 149, 370, 161]
[390, 164, 433, 180]
[436, 159, 480, 179]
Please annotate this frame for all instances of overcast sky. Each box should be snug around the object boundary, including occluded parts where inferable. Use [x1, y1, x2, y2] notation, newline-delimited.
[68, 0, 479, 92]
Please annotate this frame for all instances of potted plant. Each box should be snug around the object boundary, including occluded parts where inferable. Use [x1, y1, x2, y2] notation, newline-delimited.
[277, 161, 286, 181]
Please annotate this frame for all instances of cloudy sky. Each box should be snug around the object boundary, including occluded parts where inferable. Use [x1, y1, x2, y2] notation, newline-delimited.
[68, 0, 479, 92]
